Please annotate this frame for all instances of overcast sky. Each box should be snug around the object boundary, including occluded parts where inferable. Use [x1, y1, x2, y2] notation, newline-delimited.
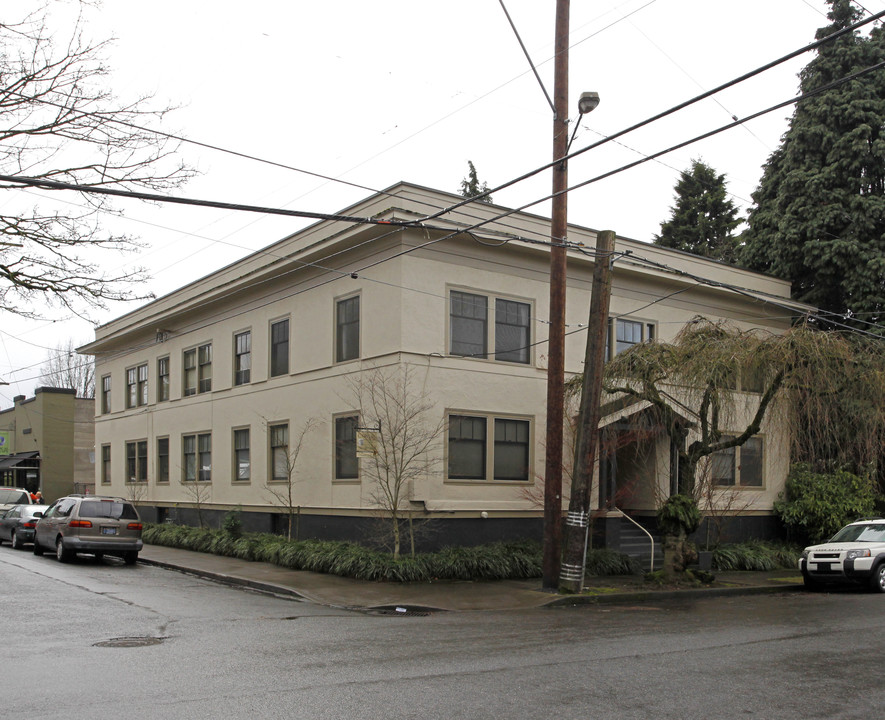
[1, 0, 881, 401]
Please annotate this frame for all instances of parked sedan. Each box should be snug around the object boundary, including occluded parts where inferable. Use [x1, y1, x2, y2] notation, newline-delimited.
[0, 504, 48, 549]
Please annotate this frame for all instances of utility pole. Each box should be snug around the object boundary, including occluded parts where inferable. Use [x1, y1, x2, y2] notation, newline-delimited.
[559, 229, 615, 594]
[542, 0, 571, 589]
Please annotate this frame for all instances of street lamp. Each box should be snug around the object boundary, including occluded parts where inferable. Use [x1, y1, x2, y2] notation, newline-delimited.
[568, 92, 600, 152]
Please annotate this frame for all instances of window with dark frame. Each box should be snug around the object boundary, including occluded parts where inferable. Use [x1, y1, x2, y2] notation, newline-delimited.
[450, 291, 487, 358]
[336, 297, 359, 362]
[101, 375, 111, 414]
[270, 423, 289, 481]
[606, 317, 656, 360]
[234, 332, 251, 386]
[234, 428, 250, 482]
[157, 357, 170, 402]
[448, 414, 531, 482]
[126, 364, 148, 409]
[712, 435, 764, 488]
[157, 437, 169, 484]
[270, 320, 289, 377]
[334, 416, 358, 479]
[198, 344, 212, 393]
[494, 298, 530, 363]
[101, 444, 111, 484]
[126, 440, 148, 483]
[183, 349, 197, 397]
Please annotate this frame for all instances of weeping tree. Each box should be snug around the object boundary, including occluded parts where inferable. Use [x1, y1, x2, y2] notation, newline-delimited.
[601, 318, 885, 507]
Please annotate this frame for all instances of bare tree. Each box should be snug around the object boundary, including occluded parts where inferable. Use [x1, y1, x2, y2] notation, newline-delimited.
[0, 3, 194, 318]
[180, 481, 212, 529]
[348, 364, 446, 559]
[263, 418, 319, 540]
[38, 339, 95, 397]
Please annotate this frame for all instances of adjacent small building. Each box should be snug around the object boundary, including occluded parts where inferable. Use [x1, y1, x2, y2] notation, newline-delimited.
[0, 387, 95, 502]
[79, 182, 805, 552]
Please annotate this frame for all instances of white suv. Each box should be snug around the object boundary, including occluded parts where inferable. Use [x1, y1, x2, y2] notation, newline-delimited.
[800, 518, 885, 592]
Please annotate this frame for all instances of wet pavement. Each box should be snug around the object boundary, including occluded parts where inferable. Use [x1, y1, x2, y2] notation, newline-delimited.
[138, 543, 806, 612]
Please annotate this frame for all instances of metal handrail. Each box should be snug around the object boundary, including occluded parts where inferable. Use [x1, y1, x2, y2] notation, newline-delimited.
[614, 507, 655, 573]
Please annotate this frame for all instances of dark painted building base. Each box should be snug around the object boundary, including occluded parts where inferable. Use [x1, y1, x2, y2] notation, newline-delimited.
[143, 505, 545, 553]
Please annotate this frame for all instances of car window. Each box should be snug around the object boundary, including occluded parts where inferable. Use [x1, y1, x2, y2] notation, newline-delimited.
[831, 523, 885, 543]
[78, 501, 139, 520]
[6, 507, 20, 518]
[56, 499, 76, 517]
[0, 489, 28, 504]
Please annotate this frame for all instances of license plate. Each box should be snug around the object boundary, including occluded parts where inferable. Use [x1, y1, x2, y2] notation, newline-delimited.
[101, 527, 117, 536]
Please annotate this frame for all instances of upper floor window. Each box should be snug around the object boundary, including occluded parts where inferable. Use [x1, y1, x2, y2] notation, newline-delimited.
[449, 291, 531, 363]
[157, 357, 170, 402]
[234, 331, 251, 386]
[183, 343, 212, 396]
[126, 364, 148, 409]
[336, 296, 360, 362]
[334, 415, 358, 480]
[101, 375, 111, 414]
[447, 413, 531, 482]
[270, 320, 289, 377]
[712, 436, 764, 488]
[607, 317, 656, 360]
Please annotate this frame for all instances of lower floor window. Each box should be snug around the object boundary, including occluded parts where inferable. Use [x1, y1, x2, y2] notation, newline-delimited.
[234, 428, 250, 482]
[448, 414, 531, 481]
[126, 440, 148, 483]
[335, 415, 358, 479]
[157, 438, 169, 484]
[101, 445, 111, 485]
[183, 433, 212, 482]
[712, 435, 763, 487]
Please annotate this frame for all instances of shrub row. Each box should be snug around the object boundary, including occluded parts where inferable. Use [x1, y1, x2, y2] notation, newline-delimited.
[711, 540, 800, 571]
[144, 524, 645, 582]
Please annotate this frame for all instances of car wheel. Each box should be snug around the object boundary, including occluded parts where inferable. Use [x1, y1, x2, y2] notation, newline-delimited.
[55, 537, 72, 563]
[870, 564, 885, 593]
[33, 538, 44, 556]
[123, 551, 138, 566]
[11, 531, 23, 550]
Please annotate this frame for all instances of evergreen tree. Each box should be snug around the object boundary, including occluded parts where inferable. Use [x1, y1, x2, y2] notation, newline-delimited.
[740, 1, 885, 327]
[654, 159, 740, 263]
[459, 161, 492, 202]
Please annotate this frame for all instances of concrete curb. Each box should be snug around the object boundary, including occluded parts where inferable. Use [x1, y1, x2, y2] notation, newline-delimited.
[544, 581, 806, 608]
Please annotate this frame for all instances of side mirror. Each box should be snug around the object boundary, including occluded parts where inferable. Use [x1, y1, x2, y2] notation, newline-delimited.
[33, 512, 44, 518]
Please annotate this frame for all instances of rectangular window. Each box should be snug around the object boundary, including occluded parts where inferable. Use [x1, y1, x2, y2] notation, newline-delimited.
[126, 364, 148, 409]
[234, 332, 251, 386]
[493, 418, 530, 481]
[336, 296, 360, 362]
[450, 291, 531, 363]
[450, 291, 487, 358]
[101, 375, 111, 414]
[334, 415, 358, 479]
[448, 415, 487, 479]
[713, 436, 764, 488]
[198, 344, 212, 393]
[198, 433, 211, 482]
[183, 349, 196, 397]
[101, 444, 111, 485]
[270, 423, 289, 481]
[448, 414, 531, 482]
[234, 428, 250, 482]
[606, 318, 656, 359]
[270, 320, 289, 377]
[183, 434, 196, 482]
[182, 433, 210, 482]
[157, 357, 170, 402]
[157, 438, 169, 484]
[494, 298, 530, 363]
[126, 440, 148, 483]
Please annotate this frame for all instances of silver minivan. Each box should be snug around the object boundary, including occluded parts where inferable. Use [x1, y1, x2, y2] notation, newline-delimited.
[33, 495, 143, 564]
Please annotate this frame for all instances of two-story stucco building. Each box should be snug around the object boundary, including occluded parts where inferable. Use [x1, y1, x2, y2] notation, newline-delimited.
[79, 182, 803, 551]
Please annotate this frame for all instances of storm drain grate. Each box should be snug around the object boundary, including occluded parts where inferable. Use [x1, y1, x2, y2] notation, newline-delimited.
[366, 606, 438, 617]
[94, 636, 166, 648]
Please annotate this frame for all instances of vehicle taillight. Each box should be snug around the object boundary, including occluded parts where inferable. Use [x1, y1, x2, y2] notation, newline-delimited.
[127, 523, 143, 531]
[68, 519, 92, 528]
[22, 521, 36, 529]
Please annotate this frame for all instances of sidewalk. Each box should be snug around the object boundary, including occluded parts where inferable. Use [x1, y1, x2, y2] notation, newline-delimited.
[138, 544, 806, 612]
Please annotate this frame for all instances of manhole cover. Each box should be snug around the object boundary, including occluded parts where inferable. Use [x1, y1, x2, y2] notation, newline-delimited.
[93, 636, 165, 648]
